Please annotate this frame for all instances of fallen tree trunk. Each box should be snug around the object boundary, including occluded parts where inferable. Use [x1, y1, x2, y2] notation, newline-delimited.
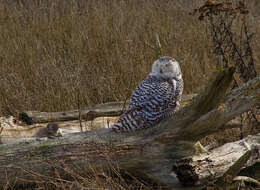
[0, 95, 196, 143]
[18, 94, 196, 125]
[18, 101, 127, 125]
[0, 68, 260, 188]
[183, 76, 260, 139]
[173, 133, 260, 186]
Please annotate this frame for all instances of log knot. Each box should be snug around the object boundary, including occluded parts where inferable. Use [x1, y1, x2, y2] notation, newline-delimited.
[19, 112, 33, 125]
[172, 157, 199, 186]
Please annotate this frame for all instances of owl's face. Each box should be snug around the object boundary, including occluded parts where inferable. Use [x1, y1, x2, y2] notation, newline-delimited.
[151, 56, 182, 79]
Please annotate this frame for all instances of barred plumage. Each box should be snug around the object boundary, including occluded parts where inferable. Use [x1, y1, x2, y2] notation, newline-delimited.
[112, 56, 183, 132]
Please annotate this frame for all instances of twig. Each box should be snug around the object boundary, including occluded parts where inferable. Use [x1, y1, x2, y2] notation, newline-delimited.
[153, 33, 162, 58]
[77, 91, 83, 132]
[233, 176, 260, 187]
[121, 72, 133, 114]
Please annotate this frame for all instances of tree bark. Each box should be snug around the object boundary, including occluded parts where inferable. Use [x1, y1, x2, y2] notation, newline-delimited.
[0, 68, 259, 188]
[18, 94, 196, 125]
[18, 101, 127, 125]
[173, 133, 260, 186]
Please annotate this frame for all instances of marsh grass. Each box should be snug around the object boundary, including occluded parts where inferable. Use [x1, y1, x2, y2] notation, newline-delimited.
[0, 0, 259, 116]
[7, 155, 161, 190]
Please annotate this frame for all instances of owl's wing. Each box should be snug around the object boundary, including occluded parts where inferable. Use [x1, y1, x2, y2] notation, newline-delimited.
[112, 76, 181, 132]
[129, 76, 178, 120]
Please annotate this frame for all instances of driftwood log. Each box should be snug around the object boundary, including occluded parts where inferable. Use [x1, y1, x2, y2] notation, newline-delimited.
[18, 95, 196, 125]
[18, 101, 127, 125]
[0, 68, 260, 188]
[173, 134, 260, 187]
[1, 95, 196, 143]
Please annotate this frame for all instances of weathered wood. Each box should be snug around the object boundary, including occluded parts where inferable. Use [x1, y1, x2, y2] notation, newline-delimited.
[0, 69, 259, 188]
[18, 102, 127, 125]
[18, 94, 196, 125]
[1, 95, 196, 143]
[0, 116, 119, 141]
[183, 75, 260, 140]
[233, 176, 260, 187]
[216, 149, 252, 187]
[173, 134, 260, 187]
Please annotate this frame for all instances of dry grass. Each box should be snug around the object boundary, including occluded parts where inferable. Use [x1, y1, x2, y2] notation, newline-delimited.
[6, 155, 161, 190]
[0, 0, 258, 116]
[0, 1, 259, 189]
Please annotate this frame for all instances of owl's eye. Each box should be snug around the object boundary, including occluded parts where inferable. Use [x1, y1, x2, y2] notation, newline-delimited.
[159, 58, 165, 62]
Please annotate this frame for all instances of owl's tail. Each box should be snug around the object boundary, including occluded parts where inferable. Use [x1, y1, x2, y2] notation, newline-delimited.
[111, 108, 144, 132]
[111, 122, 130, 132]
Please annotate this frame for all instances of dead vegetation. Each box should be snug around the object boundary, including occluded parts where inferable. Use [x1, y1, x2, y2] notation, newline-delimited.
[192, 0, 260, 149]
[0, 0, 259, 116]
[0, 0, 259, 189]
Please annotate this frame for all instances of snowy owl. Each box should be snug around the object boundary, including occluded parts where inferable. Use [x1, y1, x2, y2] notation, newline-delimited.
[112, 56, 184, 132]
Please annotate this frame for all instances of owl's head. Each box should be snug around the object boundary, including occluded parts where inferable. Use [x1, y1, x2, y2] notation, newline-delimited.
[151, 56, 182, 79]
